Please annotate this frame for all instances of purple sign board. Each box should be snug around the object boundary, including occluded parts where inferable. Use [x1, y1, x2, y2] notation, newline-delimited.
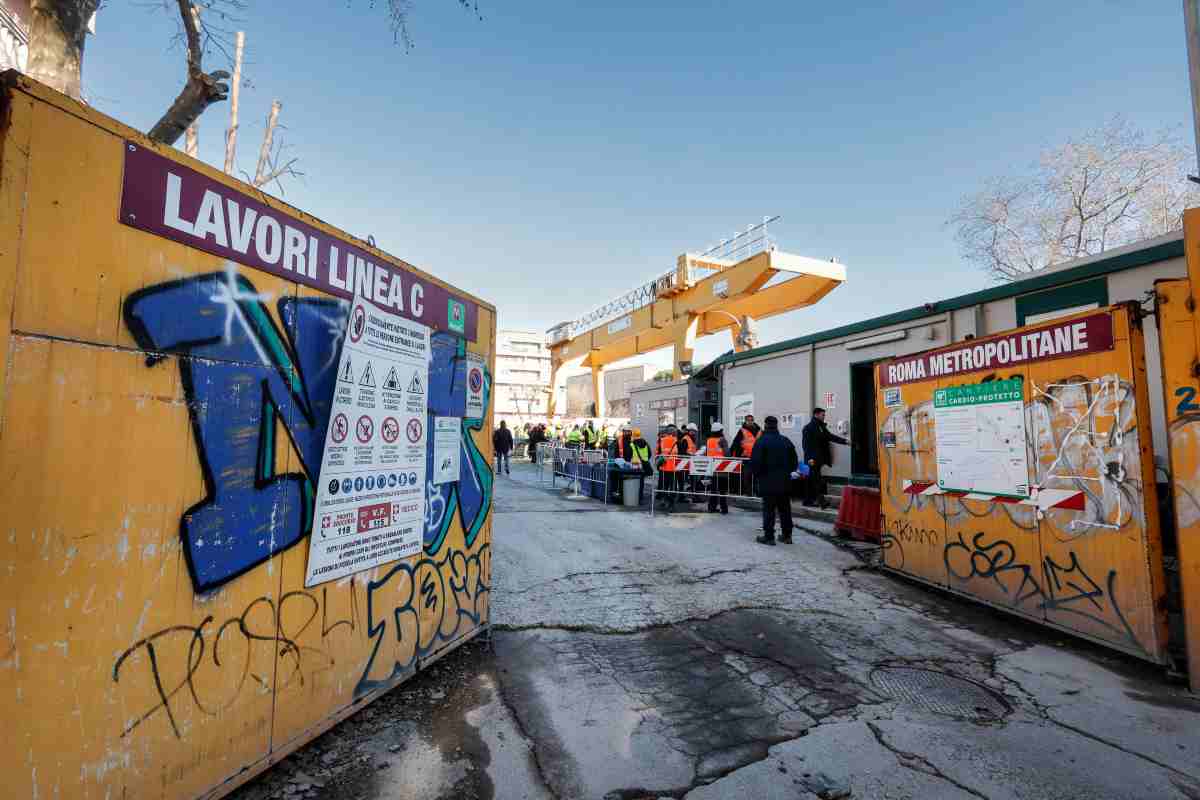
[118, 141, 478, 340]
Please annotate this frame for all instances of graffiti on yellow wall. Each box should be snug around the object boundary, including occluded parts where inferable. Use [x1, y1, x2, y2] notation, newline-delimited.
[0, 77, 496, 800]
[876, 304, 1168, 662]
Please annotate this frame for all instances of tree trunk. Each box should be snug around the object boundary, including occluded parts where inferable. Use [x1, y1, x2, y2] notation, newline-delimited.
[25, 0, 98, 100]
[223, 31, 245, 174]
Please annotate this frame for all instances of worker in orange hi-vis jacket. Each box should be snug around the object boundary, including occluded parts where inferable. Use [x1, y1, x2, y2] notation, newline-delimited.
[704, 422, 731, 514]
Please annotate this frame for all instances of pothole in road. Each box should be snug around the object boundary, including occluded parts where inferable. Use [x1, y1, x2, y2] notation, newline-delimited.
[869, 666, 1011, 722]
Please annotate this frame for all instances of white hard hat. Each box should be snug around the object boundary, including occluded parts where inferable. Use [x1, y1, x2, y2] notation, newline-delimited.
[687, 423, 698, 431]
[711, 422, 724, 432]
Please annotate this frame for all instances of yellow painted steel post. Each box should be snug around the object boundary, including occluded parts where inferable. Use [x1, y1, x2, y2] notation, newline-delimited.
[673, 315, 699, 379]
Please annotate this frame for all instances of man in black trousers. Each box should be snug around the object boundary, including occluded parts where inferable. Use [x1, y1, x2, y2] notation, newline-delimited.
[802, 407, 848, 508]
[749, 415, 798, 546]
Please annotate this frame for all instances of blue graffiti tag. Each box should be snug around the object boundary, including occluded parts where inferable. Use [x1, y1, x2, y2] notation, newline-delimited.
[123, 269, 493, 592]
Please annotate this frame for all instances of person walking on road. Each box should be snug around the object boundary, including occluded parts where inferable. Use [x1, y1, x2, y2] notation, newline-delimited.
[750, 415, 798, 546]
[802, 407, 848, 508]
[704, 422, 730, 515]
[493, 421, 514, 476]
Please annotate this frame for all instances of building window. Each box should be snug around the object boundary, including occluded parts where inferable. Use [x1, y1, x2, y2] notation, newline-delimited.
[1015, 278, 1108, 326]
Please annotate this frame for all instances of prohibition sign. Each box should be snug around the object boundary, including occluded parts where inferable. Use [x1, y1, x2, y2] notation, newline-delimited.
[349, 305, 367, 343]
[331, 413, 349, 443]
[469, 367, 483, 394]
[381, 416, 400, 443]
[356, 414, 374, 443]
[406, 417, 424, 443]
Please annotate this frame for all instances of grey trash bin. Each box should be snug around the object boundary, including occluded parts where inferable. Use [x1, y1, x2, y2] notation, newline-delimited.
[622, 476, 641, 507]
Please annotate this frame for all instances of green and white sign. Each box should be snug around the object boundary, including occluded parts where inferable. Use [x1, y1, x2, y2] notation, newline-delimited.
[933, 378, 1029, 498]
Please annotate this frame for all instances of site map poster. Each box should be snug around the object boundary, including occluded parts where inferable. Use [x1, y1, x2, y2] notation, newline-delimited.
[305, 295, 431, 587]
[933, 378, 1030, 498]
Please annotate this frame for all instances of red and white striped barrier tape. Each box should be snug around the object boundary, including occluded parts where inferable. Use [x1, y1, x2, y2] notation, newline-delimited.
[675, 456, 744, 475]
[901, 480, 1085, 511]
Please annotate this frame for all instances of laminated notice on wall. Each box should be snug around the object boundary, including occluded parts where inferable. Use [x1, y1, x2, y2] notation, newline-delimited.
[731, 394, 754, 427]
[933, 379, 1029, 498]
[305, 295, 430, 587]
[434, 417, 461, 484]
[466, 353, 486, 418]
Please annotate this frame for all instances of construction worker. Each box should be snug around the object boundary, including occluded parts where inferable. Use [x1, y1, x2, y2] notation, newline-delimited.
[730, 419, 758, 496]
[681, 423, 701, 502]
[630, 427, 654, 484]
[582, 420, 597, 450]
[705, 422, 731, 514]
[615, 425, 634, 461]
[566, 425, 583, 447]
[656, 424, 683, 512]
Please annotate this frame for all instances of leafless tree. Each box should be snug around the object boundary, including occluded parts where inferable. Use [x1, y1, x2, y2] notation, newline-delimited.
[24, 0, 481, 146]
[949, 116, 1200, 281]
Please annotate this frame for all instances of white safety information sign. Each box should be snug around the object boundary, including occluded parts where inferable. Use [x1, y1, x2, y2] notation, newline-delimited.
[304, 295, 430, 587]
[730, 393, 754, 427]
[933, 378, 1029, 498]
[466, 353, 486, 418]
[433, 417, 461, 484]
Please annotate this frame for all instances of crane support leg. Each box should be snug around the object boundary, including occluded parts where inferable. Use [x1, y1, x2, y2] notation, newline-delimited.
[591, 364, 606, 418]
[672, 315, 699, 380]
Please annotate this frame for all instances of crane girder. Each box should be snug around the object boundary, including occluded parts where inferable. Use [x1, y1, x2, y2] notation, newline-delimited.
[547, 248, 845, 416]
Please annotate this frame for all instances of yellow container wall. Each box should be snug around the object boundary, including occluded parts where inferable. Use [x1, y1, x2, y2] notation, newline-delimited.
[0, 76, 495, 799]
[878, 304, 1168, 663]
[1156, 207, 1200, 690]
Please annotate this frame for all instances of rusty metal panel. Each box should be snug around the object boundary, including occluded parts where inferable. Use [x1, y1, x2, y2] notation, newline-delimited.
[878, 304, 1169, 663]
[0, 76, 496, 799]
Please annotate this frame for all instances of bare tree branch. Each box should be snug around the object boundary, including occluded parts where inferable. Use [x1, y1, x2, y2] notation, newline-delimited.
[949, 116, 1200, 281]
[185, 122, 198, 157]
[146, 1, 231, 145]
[253, 99, 280, 184]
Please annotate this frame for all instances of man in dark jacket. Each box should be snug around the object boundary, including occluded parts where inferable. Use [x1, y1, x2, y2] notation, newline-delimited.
[493, 421, 514, 475]
[749, 415, 799, 545]
[801, 408, 848, 507]
[527, 424, 544, 462]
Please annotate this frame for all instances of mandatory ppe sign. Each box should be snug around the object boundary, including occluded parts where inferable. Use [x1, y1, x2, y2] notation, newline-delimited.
[304, 294, 430, 587]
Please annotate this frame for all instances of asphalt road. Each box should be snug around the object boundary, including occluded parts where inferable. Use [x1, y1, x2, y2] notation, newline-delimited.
[234, 461, 1200, 800]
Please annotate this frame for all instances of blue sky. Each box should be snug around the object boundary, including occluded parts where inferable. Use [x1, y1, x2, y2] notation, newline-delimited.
[85, 1, 1191, 369]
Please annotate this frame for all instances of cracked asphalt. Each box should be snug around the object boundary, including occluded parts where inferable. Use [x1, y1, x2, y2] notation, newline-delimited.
[232, 461, 1200, 800]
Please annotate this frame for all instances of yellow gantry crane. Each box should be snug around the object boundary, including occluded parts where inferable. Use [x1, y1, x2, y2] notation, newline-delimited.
[547, 223, 847, 417]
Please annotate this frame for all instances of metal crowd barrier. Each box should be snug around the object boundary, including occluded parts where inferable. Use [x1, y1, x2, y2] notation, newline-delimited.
[536, 442, 556, 484]
[551, 446, 612, 504]
[649, 454, 759, 516]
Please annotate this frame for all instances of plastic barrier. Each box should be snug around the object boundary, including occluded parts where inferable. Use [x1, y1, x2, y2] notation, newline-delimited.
[834, 486, 881, 542]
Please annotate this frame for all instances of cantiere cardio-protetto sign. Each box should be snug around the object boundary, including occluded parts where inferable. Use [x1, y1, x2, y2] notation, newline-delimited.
[879, 312, 1115, 387]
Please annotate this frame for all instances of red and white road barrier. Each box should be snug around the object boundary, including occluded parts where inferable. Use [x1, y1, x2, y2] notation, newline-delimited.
[901, 480, 1085, 512]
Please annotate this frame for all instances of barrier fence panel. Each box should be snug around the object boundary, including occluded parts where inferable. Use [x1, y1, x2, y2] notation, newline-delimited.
[536, 442, 556, 484]
[551, 446, 611, 503]
[649, 455, 759, 516]
[877, 302, 1169, 664]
